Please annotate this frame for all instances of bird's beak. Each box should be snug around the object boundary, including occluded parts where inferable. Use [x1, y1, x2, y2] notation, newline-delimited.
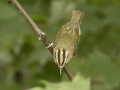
[59, 66, 63, 75]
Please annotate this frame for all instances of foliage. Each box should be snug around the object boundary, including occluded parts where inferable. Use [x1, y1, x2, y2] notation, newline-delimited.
[28, 74, 90, 90]
[0, 0, 120, 90]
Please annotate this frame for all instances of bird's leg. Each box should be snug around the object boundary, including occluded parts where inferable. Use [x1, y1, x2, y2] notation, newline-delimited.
[46, 43, 53, 48]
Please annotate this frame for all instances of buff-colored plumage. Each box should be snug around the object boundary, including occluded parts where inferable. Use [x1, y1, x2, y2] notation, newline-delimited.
[53, 10, 84, 75]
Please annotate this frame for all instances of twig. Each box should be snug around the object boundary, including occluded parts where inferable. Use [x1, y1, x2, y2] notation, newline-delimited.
[8, 0, 73, 81]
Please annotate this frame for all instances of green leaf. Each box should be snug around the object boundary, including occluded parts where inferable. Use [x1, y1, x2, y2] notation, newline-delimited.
[27, 87, 44, 90]
[28, 74, 90, 90]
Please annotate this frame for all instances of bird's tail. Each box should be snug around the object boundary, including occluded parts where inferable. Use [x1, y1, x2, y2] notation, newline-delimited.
[71, 10, 84, 23]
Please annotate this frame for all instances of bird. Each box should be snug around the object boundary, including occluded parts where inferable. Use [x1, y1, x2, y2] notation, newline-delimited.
[52, 10, 84, 75]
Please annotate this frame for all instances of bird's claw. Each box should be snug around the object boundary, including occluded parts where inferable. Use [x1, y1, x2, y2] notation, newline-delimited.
[46, 43, 53, 48]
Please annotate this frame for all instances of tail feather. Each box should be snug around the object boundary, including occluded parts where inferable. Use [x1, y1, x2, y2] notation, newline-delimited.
[71, 10, 84, 23]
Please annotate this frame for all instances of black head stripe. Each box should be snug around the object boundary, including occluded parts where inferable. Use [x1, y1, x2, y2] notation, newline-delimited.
[54, 50, 56, 59]
[66, 53, 69, 64]
[62, 49, 66, 65]
[58, 49, 60, 65]
[55, 48, 69, 66]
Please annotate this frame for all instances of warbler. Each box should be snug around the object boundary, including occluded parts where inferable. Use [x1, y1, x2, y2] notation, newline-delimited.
[52, 10, 84, 75]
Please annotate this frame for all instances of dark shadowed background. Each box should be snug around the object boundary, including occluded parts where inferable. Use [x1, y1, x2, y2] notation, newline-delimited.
[0, 0, 120, 90]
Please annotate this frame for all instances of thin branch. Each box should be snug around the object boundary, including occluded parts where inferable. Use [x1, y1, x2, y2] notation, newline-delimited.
[8, 0, 73, 81]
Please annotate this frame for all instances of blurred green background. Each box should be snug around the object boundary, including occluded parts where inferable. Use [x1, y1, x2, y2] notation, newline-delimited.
[0, 0, 120, 90]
